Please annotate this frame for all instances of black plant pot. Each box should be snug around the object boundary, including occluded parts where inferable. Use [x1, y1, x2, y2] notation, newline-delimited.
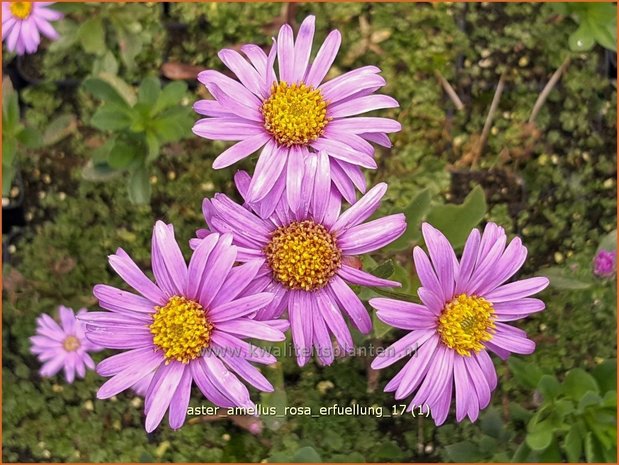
[2, 171, 26, 234]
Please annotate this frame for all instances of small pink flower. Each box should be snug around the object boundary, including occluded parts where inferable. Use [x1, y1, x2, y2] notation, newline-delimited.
[2, 2, 62, 55]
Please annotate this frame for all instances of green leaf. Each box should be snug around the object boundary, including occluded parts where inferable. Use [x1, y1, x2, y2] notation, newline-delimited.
[2, 77, 19, 131]
[565, 424, 583, 462]
[480, 407, 504, 439]
[591, 358, 617, 392]
[108, 141, 139, 170]
[538, 375, 562, 400]
[78, 17, 106, 55]
[42, 114, 77, 146]
[543, 266, 592, 290]
[586, 3, 617, 51]
[145, 131, 160, 162]
[584, 431, 605, 462]
[16, 126, 43, 149]
[2, 162, 15, 197]
[578, 391, 602, 411]
[83, 78, 130, 108]
[425, 185, 487, 249]
[372, 312, 393, 339]
[138, 77, 161, 108]
[114, 24, 143, 73]
[526, 426, 554, 451]
[385, 188, 432, 251]
[564, 368, 599, 400]
[3, 137, 17, 169]
[291, 447, 322, 463]
[445, 441, 484, 462]
[90, 105, 132, 131]
[153, 81, 188, 114]
[569, 22, 596, 52]
[508, 357, 545, 389]
[597, 231, 617, 253]
[127, 166, 151, 205]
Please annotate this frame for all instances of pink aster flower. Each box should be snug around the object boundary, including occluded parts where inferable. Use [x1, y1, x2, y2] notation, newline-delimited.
[370, 223, 549, 425]
[81, 221, 287, 432]
[193, 15, 401, 207]
[196, 151, 407, 366]
[2, 2, 62, 55]
[30, 306, 101, 383]
[593, 249, 616, 278]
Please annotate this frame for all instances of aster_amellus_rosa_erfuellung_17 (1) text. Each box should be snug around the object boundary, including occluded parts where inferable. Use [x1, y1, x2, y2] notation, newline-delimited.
[23, 12, 552, 433]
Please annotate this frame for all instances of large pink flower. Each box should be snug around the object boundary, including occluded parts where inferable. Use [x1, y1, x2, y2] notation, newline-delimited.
[193, 15, 400, 208]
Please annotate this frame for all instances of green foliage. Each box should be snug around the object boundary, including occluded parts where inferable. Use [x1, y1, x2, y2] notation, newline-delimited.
[83, 74, 193, 204]
[556, 3, 618, 52]
[512, 361, 617, 462]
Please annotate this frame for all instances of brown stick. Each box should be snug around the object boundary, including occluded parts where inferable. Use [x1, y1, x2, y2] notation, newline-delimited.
[528, 56, 571, 124]
[473, 71, 507, 167]
[435, 69, 465, 111]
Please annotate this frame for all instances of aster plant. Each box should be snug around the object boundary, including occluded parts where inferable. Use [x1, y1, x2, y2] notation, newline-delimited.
[193, 15, 401, 208]
[2, 2, 62, 55]
[81, 221, 288, 432]
[196, 151, 406, 366]
[30, 306, 101, 383]
[370, 223, 549, 425]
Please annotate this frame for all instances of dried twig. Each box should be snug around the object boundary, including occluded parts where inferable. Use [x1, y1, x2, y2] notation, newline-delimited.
[473, 71, 507, 167]
[434, 69, 464, 111]
[528, 56, 571, 124]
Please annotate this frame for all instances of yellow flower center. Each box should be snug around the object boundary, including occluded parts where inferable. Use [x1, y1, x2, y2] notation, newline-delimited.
[63, 335, 81, 352]
[261, 81, 331, 147]
[149, 296, 213, 364]
[437, 294, 496, 357]
[264, 220, 341, 291]
[9, 2, 33, 20]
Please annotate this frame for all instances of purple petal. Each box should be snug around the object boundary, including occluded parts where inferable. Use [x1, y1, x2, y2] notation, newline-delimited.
[93, 284, 156, 315]
[485, 277, 550, 303]
[286, 146, 304, 214]
[108, 248, 166, 305]
[371, 330, 434, 370]
[215, 318, 285, 341]
[152, 221, 188, 297]
[277, 24, 295, 83]
[337, 214, 406, 255]
[338, 265, 401, 288]
[327, 117, 401, 134]
[97, 350, 163, 399]
[331, 183, 387, 233]
[222, 356, 273, 392]
[315, 289, 353, 353]
[493, 298, 545, 321]
[330, 94, 399, 118]
[305, 29, 341, 87]
[247, 141, 287, 202]
[370, 298, 437, 330]
[218, 48, 264, 97]
[327, 276, 371, 333]
[145, 362, 186, 433]
[168, 366, 193, 430]
[211, 133, 270, 169]
[190, 359, 236, 407]
[293, 15, 315, 82]
[209, 293, 274, 323]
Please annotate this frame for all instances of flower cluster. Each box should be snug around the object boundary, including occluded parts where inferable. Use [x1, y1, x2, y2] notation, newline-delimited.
[28, 14, 549, 432]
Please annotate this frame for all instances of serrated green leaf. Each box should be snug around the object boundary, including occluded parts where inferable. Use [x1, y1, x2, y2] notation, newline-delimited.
[425, 185, 487, 249]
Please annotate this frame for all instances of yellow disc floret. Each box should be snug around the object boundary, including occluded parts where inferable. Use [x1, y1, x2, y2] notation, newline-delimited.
[10, 2, 33, 20]
[261, 81, 331, 147]
[437, 294, 496, 357]
[149, 296, 213, 364]
[264, 220, 341, 291]
[63, 336, 80, 352]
